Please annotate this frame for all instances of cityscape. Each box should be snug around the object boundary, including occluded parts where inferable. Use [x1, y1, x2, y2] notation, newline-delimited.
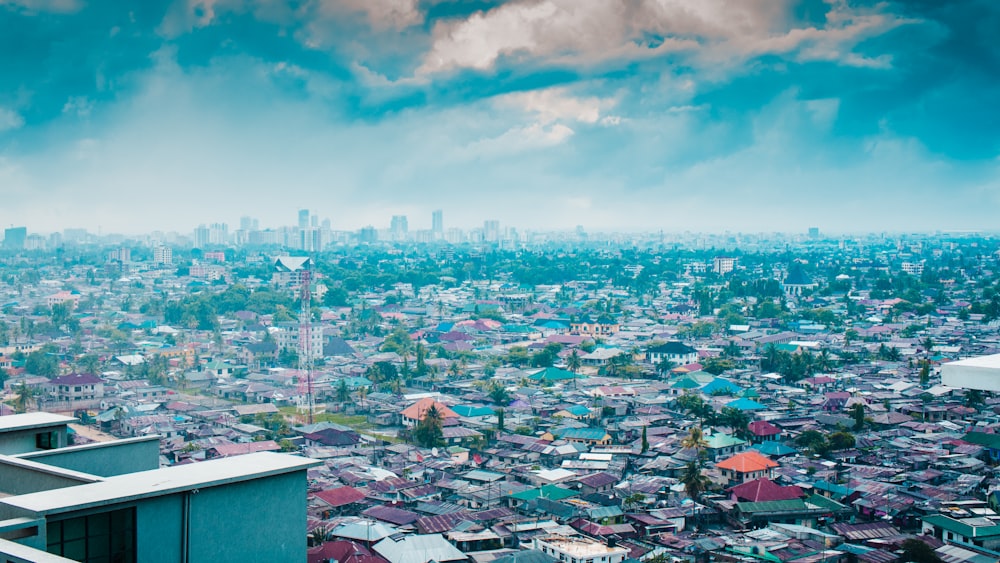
[2, 0, 1000, 562]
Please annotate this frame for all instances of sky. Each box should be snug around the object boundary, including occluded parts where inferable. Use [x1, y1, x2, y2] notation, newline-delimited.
[1, 0, 999, 235]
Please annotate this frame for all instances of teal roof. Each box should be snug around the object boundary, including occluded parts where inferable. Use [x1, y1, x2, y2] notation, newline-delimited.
[725, 398, 767, 411]
[737, 499, 810, 514]
[563, 405, 592, 416]
[701, 377, 743, 395]
[923, 514, 1000, 538]
[962, 432, 1000, 450]
[805, 494, 848, 511]
[452, 405, 496, 418]
[812, 480, 851, 497]
[671, 376, 703, 389]
[705, 433, 747, 449]
[559, 427, 610, 441]
[529, 367, 581, 381]
[510, 484, 578, 502]
[753, 441, 798, 456]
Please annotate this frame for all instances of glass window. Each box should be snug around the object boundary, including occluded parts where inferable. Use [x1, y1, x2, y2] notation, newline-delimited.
[36, 431, 58, 450]
[47, 507, 136, 563]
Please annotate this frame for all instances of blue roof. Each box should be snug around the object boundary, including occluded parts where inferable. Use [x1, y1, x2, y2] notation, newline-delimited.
[563, 405, 591, 416]
[752, 441, 798, 456]
[701, 377, 743, 395]
[559, 427, 609, 441]
[725, 398, 767, 411]
[452, 405, 496, 418]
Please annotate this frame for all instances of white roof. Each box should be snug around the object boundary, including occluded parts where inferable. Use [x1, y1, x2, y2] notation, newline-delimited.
[0, 412, 76, 433]
[2, 452, 319, 516]
[373, 534, 467, 563]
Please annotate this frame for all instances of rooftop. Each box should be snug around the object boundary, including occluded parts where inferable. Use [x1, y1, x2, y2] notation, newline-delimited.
[0, 412, 76, 433]
[2, 452, 319, 516]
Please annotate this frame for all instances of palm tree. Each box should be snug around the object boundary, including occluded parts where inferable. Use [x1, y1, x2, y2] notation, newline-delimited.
[681, 426, 709, 456]
[12, 382, 37, 413]
[680, 460, 712, 501]
[567, 350, 582, 373]
[717, 407, 751, 441]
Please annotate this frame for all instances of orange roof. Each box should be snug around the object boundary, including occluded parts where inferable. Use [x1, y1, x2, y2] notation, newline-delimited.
[716, 451, 779, 473]
[400, 397, 458, 421]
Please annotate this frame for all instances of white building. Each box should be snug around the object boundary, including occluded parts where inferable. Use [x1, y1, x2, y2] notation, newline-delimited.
[533, 536, 628, 563]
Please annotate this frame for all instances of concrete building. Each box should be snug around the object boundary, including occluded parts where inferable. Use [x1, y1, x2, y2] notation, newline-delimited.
[0, 412, 319, 562]
[942, 354, 1000, 391]
[532, 536, 628, 563]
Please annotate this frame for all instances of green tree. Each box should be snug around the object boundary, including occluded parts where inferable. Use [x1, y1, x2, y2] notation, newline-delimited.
[412, 404, 445, 448]
[336, 379, 350, 404]
[381, 326, 413, 355]
[640, 425, 649, 454]
[918, 360, 931, 387]
[828, 431, 856, 451]
[25, 347, 60, 377]
[566, 350, 582, 373]
[12, 382, 38, 413]
[717, 407, 751, 440]
[849, 402, 866, 431]
[496, 408, 505, 434]
[899, 539, 943, 563]
[681, 426, 709, 456]
[795, 430, 830, 457]
[680, 460, 712, 500]
[965, 389, 986, 411]
[488, 382, 511, 406]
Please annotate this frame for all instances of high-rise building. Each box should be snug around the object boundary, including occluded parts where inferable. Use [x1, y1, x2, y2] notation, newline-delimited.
[240, 216, 259, 231]
[298, 209, 309, 229]
[390, 215, 408, 240]
[153, 245, 173, 266]
[193, 225, 210, 248]
[483, 220, 500, 242]
[358, 226, 378, 244]
[432, 209, 443, 234]
[2, 226, 27, 250]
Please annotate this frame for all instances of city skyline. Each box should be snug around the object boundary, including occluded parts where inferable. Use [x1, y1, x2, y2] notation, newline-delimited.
[1, 1, 999, 234]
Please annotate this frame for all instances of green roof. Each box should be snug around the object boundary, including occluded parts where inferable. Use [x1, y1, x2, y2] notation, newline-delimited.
[805, 494, 848, 512]
[705, 433, 747, 449]
[529, 367, 581, 381]
[923, 515, 1000, 539]
[962, 432, 1000, 450]
[510, 484, 579, 502]
[736, 499, 810, 514]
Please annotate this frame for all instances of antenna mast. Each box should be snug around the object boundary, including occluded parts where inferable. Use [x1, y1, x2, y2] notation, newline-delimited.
[299, 266, 314, 424]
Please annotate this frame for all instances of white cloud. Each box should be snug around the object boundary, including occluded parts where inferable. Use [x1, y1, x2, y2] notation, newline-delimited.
[463, 122, 575, 158]
[495, 87, 613, 125]
[418, 0, 912, 75]
[328, 0, 422, 31]
[0, 108, 24, 132]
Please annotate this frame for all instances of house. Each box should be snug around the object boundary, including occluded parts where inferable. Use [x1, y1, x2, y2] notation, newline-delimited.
[922, 514, 1000, 551]
[533, 536, 628, 563]
[372, 534, 468, 563]
[554, 428, 612, 446]
[47, 373, 104, 403]
[646, 342, 698, 367]
[716, 451, 779, 485]
[400, 398, 459, 428]
[570, 316, 620, 338]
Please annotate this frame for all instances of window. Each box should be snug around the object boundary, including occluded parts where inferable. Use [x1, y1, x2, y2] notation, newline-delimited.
[47, 507, 136, 563]
[36, 431, 58, 450]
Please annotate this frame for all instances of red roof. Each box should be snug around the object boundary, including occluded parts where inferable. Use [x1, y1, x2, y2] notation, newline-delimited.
[748, 420, 781, 437]
[716, 451, 779, 473]
[728, 478, 804, 502]
[308, 541, 388, 563]
[314, 486, 367, 508]
[50, 373, 103, 385]
[400, 397, 458, 421]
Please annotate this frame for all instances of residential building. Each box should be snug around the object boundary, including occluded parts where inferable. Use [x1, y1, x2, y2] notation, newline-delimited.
[532, 536, 628, 563]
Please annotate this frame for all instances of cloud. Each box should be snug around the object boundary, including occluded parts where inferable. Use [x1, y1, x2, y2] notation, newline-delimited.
[417, 0, 911, 75]
[494, 87, 614, 124]
[0, 107, 24, 131]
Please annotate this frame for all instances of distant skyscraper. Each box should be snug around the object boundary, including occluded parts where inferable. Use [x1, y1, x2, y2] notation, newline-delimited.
[358, 226, 378, 244]
[808, 227, 820, 239]
[193, 225, 210, 248]
[240, 216, 259, 231]
[432, 210, 443, 234]
[298, 209, 309, 229]
[390, 215, 408, 240]
[153, 246, 173, 266]
[483, 220, 500, 242]
[2, 226, 27, 250]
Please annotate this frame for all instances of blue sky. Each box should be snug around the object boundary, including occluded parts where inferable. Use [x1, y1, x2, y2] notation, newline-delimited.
[0, 0, 998, 234]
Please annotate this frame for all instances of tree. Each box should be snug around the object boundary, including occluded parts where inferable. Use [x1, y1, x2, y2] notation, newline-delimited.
[919, 360, 931, 387]
[795, 430, 830, 457]
[828, 431, 856, 451]
[849, 402, 866, 431]
[899, 539, 943, 563]
[681, 426, 709, 456]
[680, 460, 712, 500]
[412, 404, 445, 448]
[12, 382, 38, 413]
[488, 382, 511, 406]
[381, 326, 413, 355]
[566, 350, 582, 373]
[336, 379, 350, 404]
[640, 425, 649, 454]
[496, 408, 505, 434]
[965, 389, 986, 411]
[25, 347, 59, 377]
[717, 407, 751, 440]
